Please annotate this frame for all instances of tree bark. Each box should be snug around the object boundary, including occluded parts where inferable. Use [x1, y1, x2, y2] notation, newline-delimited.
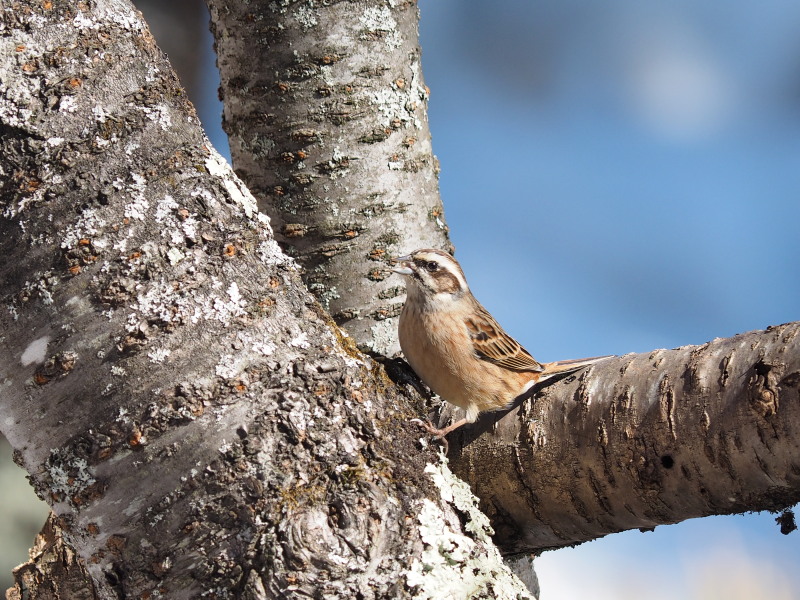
[208, 0, 451, 354]
[0, 2, 532, 598]
[448, 323, 800, 553]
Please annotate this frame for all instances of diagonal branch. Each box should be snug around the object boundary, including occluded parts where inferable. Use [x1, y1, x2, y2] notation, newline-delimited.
[448, 322, 800, 554]
[208, 0, 451, 354]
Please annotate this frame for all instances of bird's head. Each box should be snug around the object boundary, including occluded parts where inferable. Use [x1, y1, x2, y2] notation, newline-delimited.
[391, 248, 468, 302]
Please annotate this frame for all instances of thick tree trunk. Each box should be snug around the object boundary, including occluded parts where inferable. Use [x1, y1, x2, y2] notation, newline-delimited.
[208, 0, 451, 354]
[0, 2, 531, 598]
[449, 323, 800, 553]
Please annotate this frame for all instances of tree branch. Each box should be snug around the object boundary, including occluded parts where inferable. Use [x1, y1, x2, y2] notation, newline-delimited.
[448, 323, 800, 553]
[208, 0, 452, 354]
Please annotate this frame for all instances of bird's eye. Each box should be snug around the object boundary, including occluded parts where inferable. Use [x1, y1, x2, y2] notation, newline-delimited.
[425, 261, 439, 272]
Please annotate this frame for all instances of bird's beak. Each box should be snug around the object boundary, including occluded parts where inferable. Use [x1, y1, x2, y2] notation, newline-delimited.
[391, 255, 414, 276]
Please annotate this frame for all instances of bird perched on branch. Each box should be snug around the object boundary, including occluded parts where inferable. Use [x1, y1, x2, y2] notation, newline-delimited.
[392, 248, 608, 442]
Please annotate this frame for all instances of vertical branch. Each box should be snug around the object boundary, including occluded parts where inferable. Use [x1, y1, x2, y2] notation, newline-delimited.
[208, 0, 451, 354]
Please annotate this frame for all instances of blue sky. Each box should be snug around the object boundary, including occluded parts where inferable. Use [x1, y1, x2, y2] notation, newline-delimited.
[194, 2, 800, 597]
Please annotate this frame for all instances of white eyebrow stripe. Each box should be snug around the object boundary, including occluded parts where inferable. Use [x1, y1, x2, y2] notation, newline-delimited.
[415, 251, 469, 293]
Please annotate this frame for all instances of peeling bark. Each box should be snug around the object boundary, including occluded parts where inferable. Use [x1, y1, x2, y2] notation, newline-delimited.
[448, 323, 800, 554]
[0, 2, 532, 598]
[208, 0, 451, 354]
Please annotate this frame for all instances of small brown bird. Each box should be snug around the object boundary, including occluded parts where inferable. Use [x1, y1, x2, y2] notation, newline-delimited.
[392, 248, 607, 441]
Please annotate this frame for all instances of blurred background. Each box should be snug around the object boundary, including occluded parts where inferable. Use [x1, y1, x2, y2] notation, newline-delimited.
[2, 0, 798, 596]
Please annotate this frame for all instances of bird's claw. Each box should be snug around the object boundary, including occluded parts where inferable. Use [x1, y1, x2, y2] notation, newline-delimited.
[410, 418, 449, 453]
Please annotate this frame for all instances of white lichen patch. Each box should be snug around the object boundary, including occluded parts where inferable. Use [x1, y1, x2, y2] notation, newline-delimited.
[371, 61, 429, 130]
[72, 2, 146, 34]
[155, 194, 179, 223]
[22, 274, 57, 306]
[257, 239, 292, 267]
[46, 449, 96, 500]
[360, 6, 402, 49]
[60, 206, 106, 249]
[252, 340, 276, 356]
[404, 459, 535, 600]
[147, 347, 171, 364]
[127, 277, 248, 332]
[293, 5, 317, 28]
[6, 304, 19, 321]
[289, 332, 310, 349]
[368, 319, 399, 356]
[59, 95, 78, 113]
[92, 105, 110, 123]
[215, 354, 244, 380]
[204, 149, 265, 222]
[166, 247, 184, 264]
[21, 336, 50, 366]
[122, 173, 150, 221]
[137, 103, 172, 130]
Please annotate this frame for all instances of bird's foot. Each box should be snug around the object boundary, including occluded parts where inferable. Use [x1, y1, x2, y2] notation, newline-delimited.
[410, 418, 450, 453]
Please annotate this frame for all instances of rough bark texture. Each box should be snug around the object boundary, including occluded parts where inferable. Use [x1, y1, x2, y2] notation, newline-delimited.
[0, 2, 533, 599]
[208, 0, 451, 355]
[448, 323, 800, 554]
[6, 513, 97, 600]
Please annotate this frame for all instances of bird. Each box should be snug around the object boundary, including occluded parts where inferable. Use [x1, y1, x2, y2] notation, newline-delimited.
[391, 248, 608, 442]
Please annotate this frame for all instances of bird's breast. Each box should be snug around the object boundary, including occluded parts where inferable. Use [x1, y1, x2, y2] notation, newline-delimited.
[398, 303, 535, 418]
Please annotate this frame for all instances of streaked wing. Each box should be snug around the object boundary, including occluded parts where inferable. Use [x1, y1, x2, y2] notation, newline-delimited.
[465, 304, 544, 373]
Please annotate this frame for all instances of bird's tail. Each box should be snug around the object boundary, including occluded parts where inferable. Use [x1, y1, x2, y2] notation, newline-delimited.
[539, 355, 613, 380]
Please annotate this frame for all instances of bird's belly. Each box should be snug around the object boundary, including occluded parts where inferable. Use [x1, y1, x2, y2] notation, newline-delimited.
[399, 309, 528, 417]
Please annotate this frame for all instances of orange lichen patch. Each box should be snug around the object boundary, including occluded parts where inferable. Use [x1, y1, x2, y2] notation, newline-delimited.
[313, 383, 331, 397]
[128, 428, 143, 447]
[34, 373, 50, 385]
[182, 521, 199, 534]
[367, 268, 388, 281]
[86, 523, 100, 536]
[223, 244, 237, 257]
[106, 535, 127, 554]
[395, 78, 406, 89]
[268, 276, 282, 289]
[25, 178, 40, 192]
[369, 248, 386, 260]
[68, 77, 81, 88]
[234, 381, 247, 393]
[282, 224, 307, 238]
[43, 0, 53, 8]
[78, 238, 91, 246]
[128, 251, 141, 260]
[15, 45, 25, 52]
[403, 136, 417, 148]
[342, 229, 358, 239]
[68, 265, 81, 275]
[22, 61, 37, 73]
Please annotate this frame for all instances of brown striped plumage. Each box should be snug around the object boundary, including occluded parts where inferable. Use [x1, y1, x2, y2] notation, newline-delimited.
[392, 249, 608, 441]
